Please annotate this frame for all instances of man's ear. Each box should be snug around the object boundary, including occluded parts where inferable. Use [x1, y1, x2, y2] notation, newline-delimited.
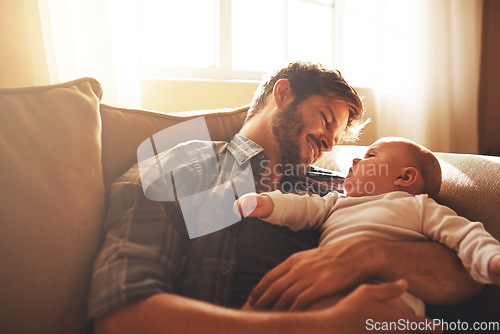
[273, 79, 294, 109]
[394, 167, 420, 188]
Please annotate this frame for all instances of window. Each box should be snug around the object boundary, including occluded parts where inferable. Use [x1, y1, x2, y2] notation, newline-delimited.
[140, 0, 335, 80]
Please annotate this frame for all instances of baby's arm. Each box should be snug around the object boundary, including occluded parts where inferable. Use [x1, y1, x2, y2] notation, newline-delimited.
[421, 198, 500, 284]
[234, 190, 340, 231]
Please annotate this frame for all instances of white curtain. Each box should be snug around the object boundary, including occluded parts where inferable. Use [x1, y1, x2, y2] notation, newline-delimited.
[336, 0, 483, 154]
[38, 0, 142, 107]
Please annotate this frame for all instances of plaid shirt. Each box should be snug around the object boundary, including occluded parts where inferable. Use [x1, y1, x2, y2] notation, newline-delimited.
[88, 134, 343, 320]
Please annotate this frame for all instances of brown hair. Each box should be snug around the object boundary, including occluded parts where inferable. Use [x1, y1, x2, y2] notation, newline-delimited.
[245, 61, 367, 143]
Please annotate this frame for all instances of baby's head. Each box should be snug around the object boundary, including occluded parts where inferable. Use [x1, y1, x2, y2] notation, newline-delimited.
[343, 137, 442, 198]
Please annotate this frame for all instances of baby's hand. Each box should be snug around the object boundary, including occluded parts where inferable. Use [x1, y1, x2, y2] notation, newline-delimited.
[488, 254, 500, 285]
[233, 193, 274, 218]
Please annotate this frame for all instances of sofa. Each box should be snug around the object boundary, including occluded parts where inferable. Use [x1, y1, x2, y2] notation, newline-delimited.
[0, 77, 498, 334]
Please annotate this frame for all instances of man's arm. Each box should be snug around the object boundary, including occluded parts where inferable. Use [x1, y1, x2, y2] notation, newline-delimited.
[94, 280, 440, 334]
[371, 239, 484, 304]
[94, 293, 311, 334]
[248, 237, 483, 311]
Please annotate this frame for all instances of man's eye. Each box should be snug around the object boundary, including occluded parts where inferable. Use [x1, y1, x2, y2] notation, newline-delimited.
[321, 113, 328, 124]
[366, 153, 375, 158]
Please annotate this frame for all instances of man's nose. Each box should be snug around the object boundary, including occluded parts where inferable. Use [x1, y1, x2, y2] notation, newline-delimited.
[320, 135, 334, 152]
[320, 124, 337, 151]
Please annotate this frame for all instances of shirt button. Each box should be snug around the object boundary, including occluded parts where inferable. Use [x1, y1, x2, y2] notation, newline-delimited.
[221, 267, 230, 276]
[258, 153, 265, 159]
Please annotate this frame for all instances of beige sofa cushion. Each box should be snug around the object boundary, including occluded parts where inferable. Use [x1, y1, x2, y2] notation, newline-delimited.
[0, 78, 105, 334]
[436, 153, 500, 238]
[100, 104, 248, 195]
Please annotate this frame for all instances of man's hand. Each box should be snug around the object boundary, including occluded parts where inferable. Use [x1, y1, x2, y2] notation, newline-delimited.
[488, 254, 500, 284]
[318, 279, 443, 334]
[247, 237, 483, 310]
[248, 237, 380, 310]
[234, 193, 274, 218]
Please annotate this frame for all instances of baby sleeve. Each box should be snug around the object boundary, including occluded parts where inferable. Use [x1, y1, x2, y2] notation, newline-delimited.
[261, 190, 340, 232]
[421, 196, 500, 284]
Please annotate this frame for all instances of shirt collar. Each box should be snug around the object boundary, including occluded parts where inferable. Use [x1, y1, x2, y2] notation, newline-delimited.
[227, 134, 265, 166]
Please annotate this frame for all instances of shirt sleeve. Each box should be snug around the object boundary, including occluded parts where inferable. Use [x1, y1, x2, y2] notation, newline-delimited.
[87, 164, 191, 320]
[261, 190, 340, 232]
[420, 196, 500, 284]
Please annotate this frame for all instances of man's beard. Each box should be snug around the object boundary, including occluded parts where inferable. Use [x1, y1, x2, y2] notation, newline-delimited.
[271, 102, 308, 176]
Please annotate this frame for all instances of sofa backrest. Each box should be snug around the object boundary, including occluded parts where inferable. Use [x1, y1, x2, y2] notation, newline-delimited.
[100, 104, 248, 197]
[101, 103, 500, 240]
[101, 102, 500, 240]
[435, 152, 500, 240]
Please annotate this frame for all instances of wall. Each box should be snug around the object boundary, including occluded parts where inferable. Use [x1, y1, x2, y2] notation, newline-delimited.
[141, 79, 259, 112]
[478, 0, 500, 155]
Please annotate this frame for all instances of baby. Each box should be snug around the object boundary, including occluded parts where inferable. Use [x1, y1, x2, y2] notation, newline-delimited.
[235, 137, 500, 315]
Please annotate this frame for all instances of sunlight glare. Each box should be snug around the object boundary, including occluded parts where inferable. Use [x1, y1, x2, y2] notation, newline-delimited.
[141, 0, 213, 67]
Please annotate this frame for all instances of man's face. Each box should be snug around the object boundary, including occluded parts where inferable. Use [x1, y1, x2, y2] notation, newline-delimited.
[271, 94, 349, 175]
[343, 140, 409, 197]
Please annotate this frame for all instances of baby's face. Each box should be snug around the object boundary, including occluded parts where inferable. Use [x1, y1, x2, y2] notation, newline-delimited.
[343, 140, 411, 197]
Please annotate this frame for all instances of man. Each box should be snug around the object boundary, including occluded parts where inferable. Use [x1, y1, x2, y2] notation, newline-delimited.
[89, 62, 481, 333]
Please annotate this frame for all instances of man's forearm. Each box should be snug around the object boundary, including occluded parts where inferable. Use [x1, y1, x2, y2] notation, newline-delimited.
[369, 239, 484, 305]
[93, 293, 321, 334]
[247, 236, 483, 311]
[94, 283, 433, 334]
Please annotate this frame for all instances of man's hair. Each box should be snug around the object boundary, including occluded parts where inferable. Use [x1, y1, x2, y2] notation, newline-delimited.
[403, 141, 442, 199]
[245, 61, 367, 143]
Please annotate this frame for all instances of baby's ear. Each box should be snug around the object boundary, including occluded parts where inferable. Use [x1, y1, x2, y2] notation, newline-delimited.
[394, 167, 420, 188]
